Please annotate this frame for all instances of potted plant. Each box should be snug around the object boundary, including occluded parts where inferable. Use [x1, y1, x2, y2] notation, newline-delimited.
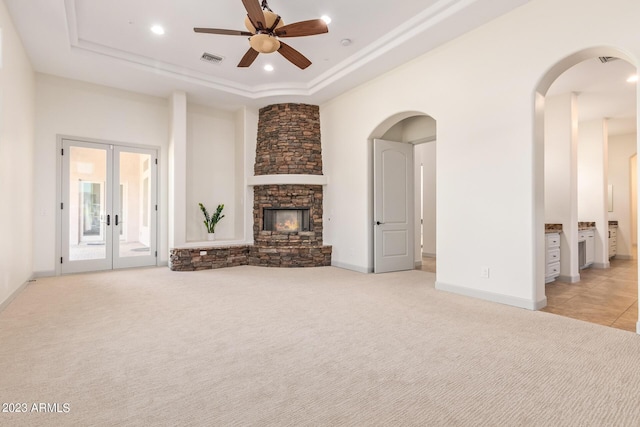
[199, 203, 225, 240]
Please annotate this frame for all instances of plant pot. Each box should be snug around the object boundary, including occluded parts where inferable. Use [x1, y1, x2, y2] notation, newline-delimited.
[207, 233, 215, 241]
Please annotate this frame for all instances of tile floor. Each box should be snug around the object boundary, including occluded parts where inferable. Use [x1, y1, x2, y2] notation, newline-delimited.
[542, 257, 638, 332]
[418, 255, 638, 333]
[417, 256, 436, 273]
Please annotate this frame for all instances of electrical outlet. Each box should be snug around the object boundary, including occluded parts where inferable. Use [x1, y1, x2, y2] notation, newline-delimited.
[480, 266, 490, 278]
[199, 251, 207, 256]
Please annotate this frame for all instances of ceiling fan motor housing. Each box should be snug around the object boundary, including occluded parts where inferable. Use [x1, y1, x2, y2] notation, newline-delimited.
[244, 10, 284, 33]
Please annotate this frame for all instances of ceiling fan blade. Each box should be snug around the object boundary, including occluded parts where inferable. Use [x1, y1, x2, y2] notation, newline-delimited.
[238, 48, 260, 67]
[194, 28, 253, 36]
[242, 0, 266, 30]
[278, 42, 312, 70]
[275, 19, 329, 38]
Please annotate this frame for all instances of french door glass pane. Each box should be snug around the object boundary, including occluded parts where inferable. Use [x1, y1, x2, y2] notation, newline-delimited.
[69, 146, 107, 261]
[118, 151, 152, 258]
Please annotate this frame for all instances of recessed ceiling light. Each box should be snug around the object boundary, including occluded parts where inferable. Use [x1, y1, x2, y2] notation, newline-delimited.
[627, 74, 638, 83]
[264, 64, 274, 72]
[321, 15, 332, 25]
[151, 25, 165, 35]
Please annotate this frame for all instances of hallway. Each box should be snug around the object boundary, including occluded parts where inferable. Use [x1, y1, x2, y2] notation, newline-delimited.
[543, 257, 638, 332]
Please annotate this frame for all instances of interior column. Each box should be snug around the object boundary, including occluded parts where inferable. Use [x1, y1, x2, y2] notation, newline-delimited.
[544, 92, 580, 282]
[168, 91, 187, 248]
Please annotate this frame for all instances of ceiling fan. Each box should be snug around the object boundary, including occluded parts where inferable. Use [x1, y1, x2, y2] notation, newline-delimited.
[194, 0, 328, 69]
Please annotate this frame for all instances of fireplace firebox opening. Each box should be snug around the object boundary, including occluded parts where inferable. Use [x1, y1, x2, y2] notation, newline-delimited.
[263, 208, 310, 232]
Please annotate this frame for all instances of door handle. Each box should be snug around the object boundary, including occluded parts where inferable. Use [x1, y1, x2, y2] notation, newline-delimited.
[376, 221, 385, 225]
[115, 215, 119, 226]
[106, 214, 110, 226]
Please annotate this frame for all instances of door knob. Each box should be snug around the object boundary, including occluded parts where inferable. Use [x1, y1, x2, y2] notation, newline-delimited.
[106, 214, 110, 226]
[115, 215, 119, 226]
[376, 221, 384, 225]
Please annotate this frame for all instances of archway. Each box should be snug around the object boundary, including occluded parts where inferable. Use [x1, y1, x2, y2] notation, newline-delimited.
[535, 47, 638, 333]
[368, 111, 437, 273]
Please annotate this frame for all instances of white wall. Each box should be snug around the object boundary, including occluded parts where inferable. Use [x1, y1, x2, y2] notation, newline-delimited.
[416, 142, 436, 257]
[0, 0, 35, 308]
[240, 107, 258, 243]
[34, 74, 169, 274]
[186, 104, 237, 241]
[608, 133, 637, 258]
[321, 0, 640, 309]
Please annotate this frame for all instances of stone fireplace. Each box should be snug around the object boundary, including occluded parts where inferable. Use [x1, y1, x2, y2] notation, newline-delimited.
[169, 103, 331, 271]
[249, 103, 331, 267]
[263, 208, 310, 232]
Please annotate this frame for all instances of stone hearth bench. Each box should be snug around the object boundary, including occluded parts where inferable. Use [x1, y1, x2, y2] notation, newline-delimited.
[169, 244, 331, 271]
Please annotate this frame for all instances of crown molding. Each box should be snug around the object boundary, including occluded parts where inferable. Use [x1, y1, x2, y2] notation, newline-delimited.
[63, 0, 480, 100]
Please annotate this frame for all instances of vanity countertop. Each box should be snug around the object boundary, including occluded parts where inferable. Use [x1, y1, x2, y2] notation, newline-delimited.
[578, 221, 596, 230]
[545, 223, 563, 234]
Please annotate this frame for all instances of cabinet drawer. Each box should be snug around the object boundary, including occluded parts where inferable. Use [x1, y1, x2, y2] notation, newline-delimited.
[546, 233, 560, 247]
[546, 262, 560, 277]
[609, 228, 617, 238]
[546, 248, 560, 264]
[579, 230, 595, 241]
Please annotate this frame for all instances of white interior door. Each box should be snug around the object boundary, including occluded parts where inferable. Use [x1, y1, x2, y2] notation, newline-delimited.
[61, 139, 157, 273]
[374, 139, 414, 273]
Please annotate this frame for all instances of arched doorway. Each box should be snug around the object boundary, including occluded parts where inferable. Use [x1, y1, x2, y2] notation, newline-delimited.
[368, 112, 437, 274]
[535, 48, 639, 333]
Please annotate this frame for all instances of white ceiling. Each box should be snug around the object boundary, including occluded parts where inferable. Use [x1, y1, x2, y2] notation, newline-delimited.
[547, 58, 637, 136]
[4, 0, 531, 109]
[5, 0, 636, 134]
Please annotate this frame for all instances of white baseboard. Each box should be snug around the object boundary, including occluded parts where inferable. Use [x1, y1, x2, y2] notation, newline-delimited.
[558, 274, 581, 283]
[593, 261, 610, 269]
[637, 322, 640, 335]
[614, 255, 634, 260]
[331, 261, 372, 274]
[435, 281, 546, 310]
[35, 264, 168, 275]
[422, 252, 436, 258]
[33, 270, 56, 278]
[0, 280, 31, 313]
[415, 260, 422, 268]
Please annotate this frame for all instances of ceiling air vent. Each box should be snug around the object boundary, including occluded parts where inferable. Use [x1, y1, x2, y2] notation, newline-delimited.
[598, 56, 619, 63]
[201, 52, 224, 64]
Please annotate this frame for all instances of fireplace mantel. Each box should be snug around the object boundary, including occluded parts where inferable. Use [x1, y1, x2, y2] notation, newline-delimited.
[247, 174, 328, 187]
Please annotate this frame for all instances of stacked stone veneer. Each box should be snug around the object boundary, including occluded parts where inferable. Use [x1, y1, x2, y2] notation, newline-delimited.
[252, 103, 331, 267]
[169, 103, 331, 271]
[253, 184, 323, 246]
[170, 245, 249, 271]
[254, 103, 323, 175]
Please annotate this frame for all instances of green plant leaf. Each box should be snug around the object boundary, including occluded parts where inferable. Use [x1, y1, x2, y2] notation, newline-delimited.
[199, 202, 224, 234]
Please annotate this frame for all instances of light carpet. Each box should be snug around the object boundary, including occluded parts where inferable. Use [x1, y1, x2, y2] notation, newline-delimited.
[1, 266, 640, 426]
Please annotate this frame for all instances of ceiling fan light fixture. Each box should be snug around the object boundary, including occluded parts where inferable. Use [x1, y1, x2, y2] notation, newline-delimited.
[250, 34, 281, 54]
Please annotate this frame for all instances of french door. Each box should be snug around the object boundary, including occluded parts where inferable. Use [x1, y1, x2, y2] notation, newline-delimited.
[61, 139, 157, 274]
